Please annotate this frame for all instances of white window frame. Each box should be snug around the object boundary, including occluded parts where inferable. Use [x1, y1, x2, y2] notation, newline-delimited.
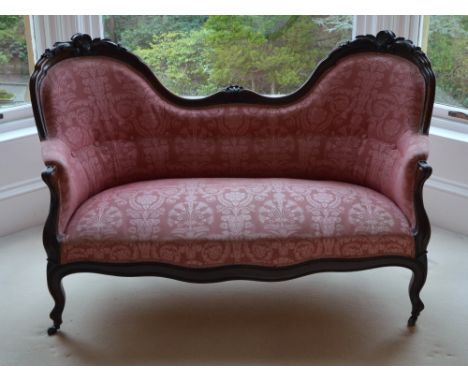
[417, 16, 468, 132]
[1, 15, 467, 135]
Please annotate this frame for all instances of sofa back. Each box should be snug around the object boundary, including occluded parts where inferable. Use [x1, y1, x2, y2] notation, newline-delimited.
[33, 32, 434, 228]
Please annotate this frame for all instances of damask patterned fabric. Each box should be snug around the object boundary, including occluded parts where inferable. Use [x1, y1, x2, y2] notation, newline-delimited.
[61, 178, 414, 266]
[40, 52, 428, 239]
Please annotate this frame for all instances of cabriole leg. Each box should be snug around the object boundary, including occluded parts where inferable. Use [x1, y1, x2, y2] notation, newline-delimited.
[47, 262, 65, 335]
[407, 254, 428, 327]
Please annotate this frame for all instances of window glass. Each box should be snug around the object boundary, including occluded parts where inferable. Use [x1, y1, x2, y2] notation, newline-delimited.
[103, 16, 353, 96]
[0, 16, 30, 111]
[425, 16, 468, 109]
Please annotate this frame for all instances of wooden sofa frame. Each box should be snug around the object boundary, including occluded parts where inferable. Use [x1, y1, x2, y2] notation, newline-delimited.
[30, 31, 434, 335]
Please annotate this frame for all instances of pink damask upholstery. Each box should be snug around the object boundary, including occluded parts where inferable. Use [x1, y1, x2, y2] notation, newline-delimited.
[61, 178, 414, 266]
[40, 52, 427, 238]
[37, 50, 429, 266]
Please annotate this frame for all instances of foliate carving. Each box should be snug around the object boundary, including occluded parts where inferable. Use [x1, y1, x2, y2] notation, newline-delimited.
[224, 85, 244, 93]
[42, 33, 127, 59]
[337, 30, 432, 69]
[69, 33, 93, 55]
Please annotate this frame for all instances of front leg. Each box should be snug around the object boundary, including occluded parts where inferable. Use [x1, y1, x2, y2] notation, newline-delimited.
[407, 253, 428, 326]
[47, 262, 66, 335]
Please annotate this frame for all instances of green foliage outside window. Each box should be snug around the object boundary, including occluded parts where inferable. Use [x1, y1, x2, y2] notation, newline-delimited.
[104, 15, 468, 109]
[1, 16, 465, 110]
[0, 16, 29, 108]
[426, 16, 468, 108]
[104, 16, 352, 96]
[0, 88, 15, 102]
[0, 16, 28, 73]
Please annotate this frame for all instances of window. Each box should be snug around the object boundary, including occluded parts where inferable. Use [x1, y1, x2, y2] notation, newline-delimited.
[422, 16, 468, 119]
[0, 15, 102, 132]
[0, 16, 32, 112]
[103, 16, 353, 96]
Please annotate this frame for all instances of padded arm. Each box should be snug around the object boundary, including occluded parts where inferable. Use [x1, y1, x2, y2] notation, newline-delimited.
[382, 132, 429, 229]
[41, 139, 93, 235]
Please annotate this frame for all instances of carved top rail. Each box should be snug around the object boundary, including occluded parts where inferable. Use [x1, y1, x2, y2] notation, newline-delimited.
[30, 30, 435, 142]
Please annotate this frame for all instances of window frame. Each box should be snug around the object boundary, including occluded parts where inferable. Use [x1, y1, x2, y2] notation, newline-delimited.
[1, 15, 467, 134]
[417, 15, 468, 132]
[0, 15, 103, 132]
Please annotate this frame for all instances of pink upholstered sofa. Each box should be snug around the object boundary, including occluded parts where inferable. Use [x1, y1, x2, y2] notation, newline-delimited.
[30, 31, 435, 335]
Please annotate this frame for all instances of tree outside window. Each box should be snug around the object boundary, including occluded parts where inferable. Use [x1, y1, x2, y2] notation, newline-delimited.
[424, 16, 468, 109]
[103, 15, 353, 97]
[0, 16, 30, 110]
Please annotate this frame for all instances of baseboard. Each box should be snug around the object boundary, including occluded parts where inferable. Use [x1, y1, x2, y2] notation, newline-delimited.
[0, 181, 48, 237]
[426, 176, 468, 199]
[424, 177, 468, 236]
[0, 177, 45, 201]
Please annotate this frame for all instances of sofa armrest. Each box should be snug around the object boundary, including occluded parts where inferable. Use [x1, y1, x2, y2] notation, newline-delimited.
[383, 133, 429, 230]
[41, 139, 92, 235]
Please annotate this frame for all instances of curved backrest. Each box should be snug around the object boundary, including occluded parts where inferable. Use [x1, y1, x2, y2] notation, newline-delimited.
[31, 32, 435, 230]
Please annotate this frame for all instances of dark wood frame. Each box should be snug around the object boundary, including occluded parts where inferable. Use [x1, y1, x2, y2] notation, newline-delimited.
[30, 30, 435, 336]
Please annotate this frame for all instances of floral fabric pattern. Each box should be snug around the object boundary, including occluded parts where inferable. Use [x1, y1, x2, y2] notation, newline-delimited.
[40, 52, 428, 238]
[62, 178, 414, 267]
[38, 51, 429, 267]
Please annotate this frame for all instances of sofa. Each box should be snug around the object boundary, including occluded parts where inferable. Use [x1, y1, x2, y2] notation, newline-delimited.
[30, 30, 435, 335]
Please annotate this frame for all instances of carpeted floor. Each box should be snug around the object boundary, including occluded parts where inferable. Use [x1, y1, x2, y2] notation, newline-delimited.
[0, 225, 467, 365]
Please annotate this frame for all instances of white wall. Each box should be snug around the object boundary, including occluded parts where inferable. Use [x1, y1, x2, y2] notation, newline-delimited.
[425, 129, 468, 235]
[0, 130, 49, 236]
[1, 126, 468, 238]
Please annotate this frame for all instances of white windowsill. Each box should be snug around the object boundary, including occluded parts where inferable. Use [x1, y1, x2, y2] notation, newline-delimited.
[430, 125, 468, 143]
[0, 126, 37, 143]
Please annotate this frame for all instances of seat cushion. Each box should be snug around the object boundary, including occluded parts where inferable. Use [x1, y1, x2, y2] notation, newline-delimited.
[61, 178, 415, 267]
